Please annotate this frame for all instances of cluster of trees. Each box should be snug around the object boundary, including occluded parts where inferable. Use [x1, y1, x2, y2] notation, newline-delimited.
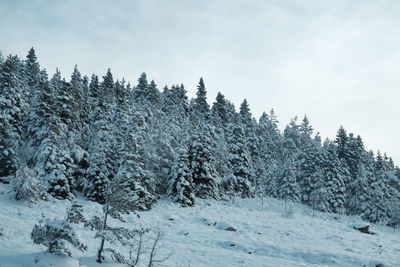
[1, 48, 400, 228]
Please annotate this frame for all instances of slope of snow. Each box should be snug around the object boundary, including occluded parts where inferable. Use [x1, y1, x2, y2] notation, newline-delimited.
[0, 183, 399, 267]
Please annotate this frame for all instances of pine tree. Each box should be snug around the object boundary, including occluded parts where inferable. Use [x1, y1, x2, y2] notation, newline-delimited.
[167, 147, 195, 206]
[25, 47, 41, 98]
[277, 156, 300, 202]
[12, 165, 47, 202]
[299, 115, 313, 138]
[297, 137, 324, 206]
[256, 111, 282, 196]
[190, 78, 210, 122]
[87, 170, 152, 263]
[0, 55, 29, 180]
[68, 65, 88, 146]
[368, 152, 392, 222]
[25, 70, 73, 199]
[113, 79, 156, 209]
[211, 92, 229, 127]
[133, 72, 148, 100]
[239, 99, 252, 126]
[346, 134, 365, 180]
[347, 154, 375, 218]
[31, 202, 87, 256]
[238, 99, 257, 189]
[86, 69, 115, 203]
[189, 124, 219, 199]
[227, 123, 253, 198]
[27, 69, 54, 148]
[194, 78, 209, 114]
[335, 126, 351, 167]
[209, 92, 232, 188]
[147, 79, 161, 106]
[322, 141, 346, 214]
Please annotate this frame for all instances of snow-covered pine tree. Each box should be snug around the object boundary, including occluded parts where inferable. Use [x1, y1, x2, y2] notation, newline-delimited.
[256, 112, 282, 196]
[322, 140, 346, 214]
[26, 69, 54, 148]
[31, 202, 87, 256]
[263, 159, 280, 198]
[167, 146, 195, 207]
[67, 65, 88, 147]
[211, 92, 230, 127]
[346, 134, 365, 180]
[209, 92, 233, 191]
[25, 47, 41, 98]
[25, 69, 73, 199]
[226, 122, 253, 198]
[147, 79, 161, 107]
[12, 165, 47, 202]
[293, 116, 328, 209]
[238, 99, 258, 171]
[86, 69, 116, 203]
[190, 77, 210, 123]
[193, 77, 209, 114]
[277, 155, 300, 202]
[113, 79, 156, 209]
[347, 152, 375, 218]
[0, 55, 28, 181]
[334, 126, 352, 187]
[87, 168, 153, 263]
[189, 123, 219, 199]
[132, 72, 148, 101]
[367, 152, 392, 223]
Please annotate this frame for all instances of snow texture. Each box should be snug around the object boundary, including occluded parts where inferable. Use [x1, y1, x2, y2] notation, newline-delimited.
[0, 183, 399, 267]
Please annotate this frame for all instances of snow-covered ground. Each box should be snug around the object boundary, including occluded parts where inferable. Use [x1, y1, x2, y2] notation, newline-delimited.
[0, 183, 399, 267]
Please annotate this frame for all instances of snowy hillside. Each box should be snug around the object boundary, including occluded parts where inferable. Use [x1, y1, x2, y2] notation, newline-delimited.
[0, 183, 399, 267]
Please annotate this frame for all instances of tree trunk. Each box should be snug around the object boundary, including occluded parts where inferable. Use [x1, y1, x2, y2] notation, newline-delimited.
[97, 204, 109, 263]
[261, 195, 264, 209]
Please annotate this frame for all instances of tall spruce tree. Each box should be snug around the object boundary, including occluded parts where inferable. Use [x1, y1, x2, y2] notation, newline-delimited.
[322, 140, 346, 214]
[86, 69, 115, 203]
[0, 55, 28, 180]
[226, 123, 253, 198]
[25, 47, 41, 99]
[277, 156, 300, 202]
[189, 123, 219, 199]
[167, 146, 195, 207]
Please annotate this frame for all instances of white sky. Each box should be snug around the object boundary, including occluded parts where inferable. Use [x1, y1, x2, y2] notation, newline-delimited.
[1, 0, 400, 163]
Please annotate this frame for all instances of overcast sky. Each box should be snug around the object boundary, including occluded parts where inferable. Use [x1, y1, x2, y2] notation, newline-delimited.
[1, 0, 400, 163]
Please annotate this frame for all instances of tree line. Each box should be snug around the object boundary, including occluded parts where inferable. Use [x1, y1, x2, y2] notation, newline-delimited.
[1, 48, 399, 227]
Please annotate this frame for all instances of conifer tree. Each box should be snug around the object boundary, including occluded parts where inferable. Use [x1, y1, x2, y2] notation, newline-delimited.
[147, 79, 161, 106]
[189, 123, 219, 199]
[190, 78, 210, 122]
[68, 65, 87, 145]
[227, 123, 253, 198]
[86, 69, 115, 203]
[277, 156, 300, 202]
[211, 92, 229, 127]
[167, 147, 195, 207]
[25, 47, 41, 98]
[12, 165, 47, 202]
[31, 202, 87, 256]
[347, 152, 375, 218]
[368, 152, 392, 222]
[87, 169, 153, 263]
[26, 70, 73, 199]
[113, 79, 156, 208]
[194, 78, 209, 114]
[133, 72, 148, 101]
[322, 141, 346, 214]
[0, 55, 28, 180]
